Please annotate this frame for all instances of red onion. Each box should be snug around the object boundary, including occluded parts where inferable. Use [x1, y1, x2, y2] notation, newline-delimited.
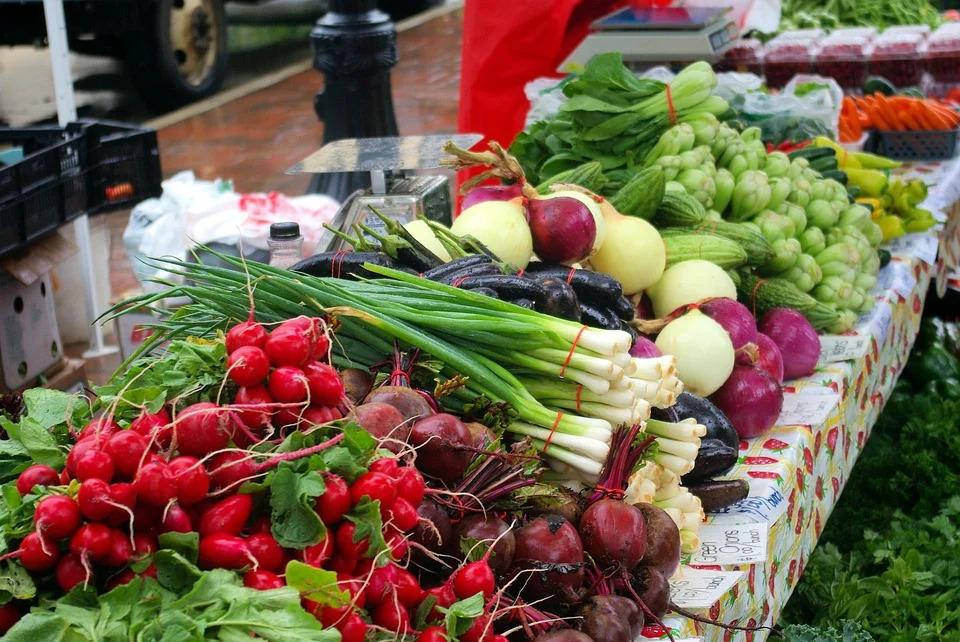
[635, 294, 654, 320]
[527, 194, 601, 265]
[629, 335, 662, 359]
[710, 365, 783, 439]
[755, 333, 784, 383]
[461, 183, 524, 211]
[698, 298, 758, 352]
[758, 308, 820, 381]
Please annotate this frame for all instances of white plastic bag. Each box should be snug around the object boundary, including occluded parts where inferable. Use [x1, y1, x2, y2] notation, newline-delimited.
[683, 0, 781, 33]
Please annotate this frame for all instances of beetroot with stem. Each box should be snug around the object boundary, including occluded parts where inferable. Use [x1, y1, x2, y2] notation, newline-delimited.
[586, 423, 656, 505]
[636, 504, 680, 578]
[408, 413, 474, 483]
[433, 440, 538, 517]
[579, 499, 647, 571]
[580, 595, 643, 642]
[454, 514, 515, 576]
[509, 514, 585, 603]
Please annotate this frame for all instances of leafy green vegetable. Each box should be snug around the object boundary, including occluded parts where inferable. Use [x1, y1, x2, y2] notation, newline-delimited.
[0, 417, 64, 469]
[438, 592, 485, 639]
[780, 621, 875, 641]
[270, 463, 328, 549]
[346, 497, 389, 562]
[284, 560, 347, 608]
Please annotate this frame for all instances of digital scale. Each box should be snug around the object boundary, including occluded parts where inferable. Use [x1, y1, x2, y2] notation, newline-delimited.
[559, 6, 739, 71]
[287, 134, 482, 254]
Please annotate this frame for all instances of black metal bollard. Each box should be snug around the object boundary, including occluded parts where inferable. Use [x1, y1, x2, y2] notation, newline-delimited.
[307, 0, 400, 200]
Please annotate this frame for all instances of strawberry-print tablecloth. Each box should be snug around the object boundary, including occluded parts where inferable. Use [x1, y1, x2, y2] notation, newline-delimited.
[641, 154, 960, 642]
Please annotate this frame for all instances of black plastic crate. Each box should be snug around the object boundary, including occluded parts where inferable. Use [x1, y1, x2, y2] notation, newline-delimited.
[81, 120, 162, 213]
[864, 128, 959, 161]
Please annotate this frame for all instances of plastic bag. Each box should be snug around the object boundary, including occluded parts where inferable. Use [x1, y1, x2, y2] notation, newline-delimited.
[725, 74, 844, 144]
[682, 0, 781, 33]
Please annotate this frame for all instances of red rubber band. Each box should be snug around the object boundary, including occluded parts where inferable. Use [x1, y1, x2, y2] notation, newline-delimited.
[452, 277, 467, 288]
[542, 411, 563, 452]
[566, 268, 576, 285]
[665, 84, 677, 124]
[559, 325, 588, 377]
[332, 250, 349, 279]
[517, 269, 524, 278]
[575, 385, 584, 413]
[750, 278, 767, 319]
[593, 483, 625, 500]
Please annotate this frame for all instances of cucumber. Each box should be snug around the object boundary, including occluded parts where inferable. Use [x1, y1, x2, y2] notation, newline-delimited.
[652, 191, 706, 226]
[663, 234, 747, 269]
[609, 167, 665, 219]
[661, 221, 773, 267]
[788, 147, 835, 162]
[864, 75, 896, 96]
[736, 270, 840, 330]
[821, 170, 848, 185]
[535, 161, 608, 194]
[809, 155, 838, 173]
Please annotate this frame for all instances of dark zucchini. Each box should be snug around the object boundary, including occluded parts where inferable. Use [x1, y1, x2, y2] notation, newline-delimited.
[787, 147, 834, 162]
[422, 255, 491, 280]
[522, 263, 624, 306]
[687, 479, 750, 512]
[681, 438, 738, 485]
[356, 221, 441, 273]
[579, 302, 622, 331]
[611, 295, 635, 321]
[457, 275, 547, 307]
[535, 277, 581, 321]
[437, 262, 503, 285]
[510, 298, 536, 310]
[290, 251, 403, 280]
[669, 392, 739, 451]
[820, 169, 847, 185]
[465, 286, 499, 299]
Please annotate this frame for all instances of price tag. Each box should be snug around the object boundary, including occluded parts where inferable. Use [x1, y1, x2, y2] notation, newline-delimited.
[874, 264, 894, 293]
[819, 334, 868, 362]
[691, 523, 769, 566]
[779, 390, 841, 426]
[861, 301, 893, 343]
[889, 262, 917, 299]
[669, 567, 744, 609]
[884, 233, 939, 265]
[708, 486, 788, 525]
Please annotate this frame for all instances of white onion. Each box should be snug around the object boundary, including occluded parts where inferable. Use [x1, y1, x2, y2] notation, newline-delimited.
[655, 309, 734, 396]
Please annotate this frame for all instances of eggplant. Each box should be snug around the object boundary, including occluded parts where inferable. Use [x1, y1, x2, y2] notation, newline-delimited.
[687, 479, 750, 512]
[510, 298, 536, 310]
[681, 438, 738, 485]
[620, 320, 638, 345]
[290, 251, 405, 280]
[535, 276, 581, 321]
[437, 262, 502, 285]
[522, 263, 624, 305]
[457, 275, 546, 307]
[465, 286, 499, 299]
[422, 255, 491, 280]
[670, 392, 739, 451]
[610, 295, 635, 321]
[580, 302, 622, 331]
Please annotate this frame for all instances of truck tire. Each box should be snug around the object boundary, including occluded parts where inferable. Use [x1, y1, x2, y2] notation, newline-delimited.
[127, 0, 228, 111]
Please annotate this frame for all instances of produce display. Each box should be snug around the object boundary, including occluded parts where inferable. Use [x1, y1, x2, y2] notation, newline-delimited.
[839, 93, 960, 139]
[779, 0, 942, 32]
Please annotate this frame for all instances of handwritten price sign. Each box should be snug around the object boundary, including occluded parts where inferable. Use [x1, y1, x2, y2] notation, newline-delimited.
[819, 334, 869, 363]
[670, 568, 744, 609]
[779, 390, 841, 426]
[691, 523, 769, 566]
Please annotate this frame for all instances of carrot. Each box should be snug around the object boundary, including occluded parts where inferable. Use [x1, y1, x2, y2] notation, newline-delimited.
[863, 97, 891, 130]
[898, 105, 923, 131]
[912, 104, 938, 130]
[845, 110, 862, 139]
[873, 93, 904, 131]
[921, 103, 953, 130]
[926, 101, 960, 128]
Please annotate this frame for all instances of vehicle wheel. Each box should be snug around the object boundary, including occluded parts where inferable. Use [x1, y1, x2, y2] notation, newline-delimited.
[127, 0, 228, 111]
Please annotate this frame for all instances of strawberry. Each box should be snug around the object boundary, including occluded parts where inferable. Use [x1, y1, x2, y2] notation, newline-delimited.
[723, 628, 734, 642]
[787, 488, 796, 523]
[710, 602, 721, 621]
[826, 427, 839, 455]
[815, 509, 823, 537]
[796, 467, 805, 492]
[691, 564, 723, 571]
[746, 618, 758, 642]
[803, 447, 813, 474]
[865, 353, 872, 376]
[641, 625, 668, 638]
[814, 431, 823, 456]
[768, 561, 778, 595]
[743, 456, 778, 465]
[871, 336, 879, 361]
[815, 476, 824, 500]
[748, 471, 781, 481]
[731, 583, 739, 600]
[739, 439, 750, 451]
[762, 599, 770, 623]
[748, 565, 756, 595]
[763, 438, 789, 451]
[832, 476, 841, 496]
[857, 431, 865, 449]
[844, 430, 852, 459]
[782, 385, 797, 393]
[799, 554, 806, 578]
[912, 293, 921, 314]
[827, 381, 839, 393]
[795, 507, 804, 535]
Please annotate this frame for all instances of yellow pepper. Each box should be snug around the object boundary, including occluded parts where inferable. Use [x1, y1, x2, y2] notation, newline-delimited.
[856, 197, 883, 218]
[876, 215, 906, 241]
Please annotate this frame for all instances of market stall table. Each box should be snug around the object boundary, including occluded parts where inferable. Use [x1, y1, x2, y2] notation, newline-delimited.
[646, 153, 960, 641]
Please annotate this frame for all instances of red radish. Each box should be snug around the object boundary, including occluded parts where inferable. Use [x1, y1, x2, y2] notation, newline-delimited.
[75, 450, 115, 482]
[460, 614, 491, 642]
[328, 555, 357, 575]
[369, 458, 400, 477]
[226, 321, 267, 353]
[578, 498, 647, 570]
[265, 328, 312, 367]
[78, 478, 114, 521]
[243, 569, 284, 590]
[268, 366, 310, 404]
[70, 522, 113, 561]
[161, 504, 194, 533]
[453, 559, 495, 599]
[319, 605, 350, 628]
[756, 333, 785, 383]
[336, 574, 366, 608]
[136, 462, 178, 506]
[301, 534, 333, 568]
[59, 468, 71, 485]
[337, 613, 368, 642]
[103, 529, 133, 567]
[316, 474, 351, 524]
[105, 431, 149, 479]
[55, 553, 89, 591]
[273, 407, 304, 427]
[394, 567, 424, 606]
[388, 497, 418, 532]
[298, 405, 340, 429]
[106, 482, 138, 526]
[249, 515, 272, 534]
[140, 563, 158, 579]
[106, 568, 137, 590]
[418, 626, 447, 642]
[0, 602, 18, 634]
[395, 467, 425, 506]
[16, 464, 60, 495]
[174, 403, 235, 457]
[311, 333, 331, 361]
[228, 346, 271, 387]
[133, 533, 158, 559]
[303, 362, 344, 406]
[34, 495, 81, 539]
[198, 533, 254, 569]
[198, 494, 253, 536]
[335, 522, 368, 559]
[207, 452, 256, 492]
[350, 472, 397, 510]
[5, 531, 60, 571]
[169, 456, 210, 505]
[371, 599, 411, 633]
[365, 563, 400, 605]
[354, 557, 374, 578]
[248, 533, 286, 571]
[130, 409, 173, 449]
[462, 183, 524, 211]
[233, 386, 274, 429]
[79, 418, 121, 442]
[386, 527, 408, 560]
[65, 439, 101, 476]
[711, 364, 784, 439]
[420, 584, 455, 622]
[132, 504, 162, 532]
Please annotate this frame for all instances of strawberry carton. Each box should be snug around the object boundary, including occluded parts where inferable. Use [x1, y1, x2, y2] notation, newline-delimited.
[717, 38, 764, 76]
[925, 23, 960, 84]
[815, 29, 875, 90]
[764, 30, 823, 89]
[870, 31, 926, 87]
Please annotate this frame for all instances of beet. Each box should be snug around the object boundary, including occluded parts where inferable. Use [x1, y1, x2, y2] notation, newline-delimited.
[629, 566, 670, 618]
[534, 632, 594, 642]
[453, 514, 515, 577]
[523, 484, 585, 526]
[465, 422, 497, 450]
[580, 595, 643, 642]
[510, 515, 584, 603]
[408, 414, 473, 483]
[636, 503, 681, 578]
[409, 499, 451, 561]
[341, 368, 373, 405]
[579, 499, 647, 570]
[364, 386, 435, 425]
[351, 403, 408, 453]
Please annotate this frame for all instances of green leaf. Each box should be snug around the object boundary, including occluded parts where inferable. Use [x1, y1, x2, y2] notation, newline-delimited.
[284, 560, 348, 608]
[438, 592, 485, 639]
[1, 612, 76, 642]
[579, 52, 660, 95]
[346, 497, 389, 561]
[21, 389, 83, 431]
[0, 561, 36, 600]
[153, 550, 203, 595]
[320, 423, 374, 482]
[414, 595, 438, 631]
[561, 93, 627, 115]
[269, 463, 327, 549]
[158, 531, 200, 565]
[1, 417, 64, 468]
